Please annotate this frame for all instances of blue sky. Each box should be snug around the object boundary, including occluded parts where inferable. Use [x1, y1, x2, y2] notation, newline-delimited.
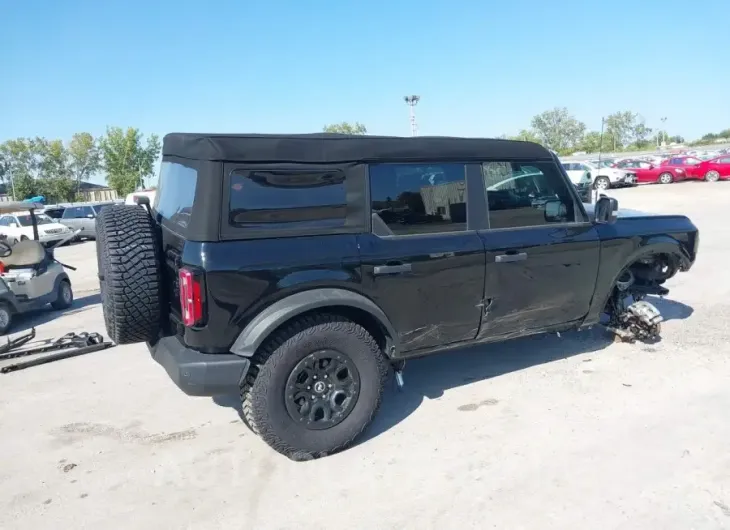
[2, 0, 728, 167]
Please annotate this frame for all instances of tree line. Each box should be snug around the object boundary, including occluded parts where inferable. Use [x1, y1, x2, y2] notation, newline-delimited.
[0, 127, 160, 203]
[2, 116, 724, 204]
[324, 112, 729, 156]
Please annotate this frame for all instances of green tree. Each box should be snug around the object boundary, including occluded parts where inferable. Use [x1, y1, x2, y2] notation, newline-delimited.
[604, 111, 638, 151]
[509, 129, 541, 143]
[322, 122, 367, 135]
[68, 132, 101, 192]
[100, 127, 161, 196]
[578, 131, 604, 153]
[530, 107, 586, 153]
[0, 138, 43, 199]
[630, 119, 653, 149]
[30, 138, 79, 202]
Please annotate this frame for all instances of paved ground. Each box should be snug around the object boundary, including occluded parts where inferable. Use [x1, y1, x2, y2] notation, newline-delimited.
[2, 182, 730, 530]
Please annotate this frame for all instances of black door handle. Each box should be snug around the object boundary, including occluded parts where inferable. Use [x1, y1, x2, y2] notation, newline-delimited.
[495, 252, 528, 263]
[373, 263, 412, 276]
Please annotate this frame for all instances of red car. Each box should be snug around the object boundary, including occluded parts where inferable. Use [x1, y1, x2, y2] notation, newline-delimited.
[694, 156, 730, 182]
[613, 158, 687, 184]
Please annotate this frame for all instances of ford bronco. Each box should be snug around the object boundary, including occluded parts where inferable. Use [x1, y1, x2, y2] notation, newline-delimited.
[96, 133, 699, 460]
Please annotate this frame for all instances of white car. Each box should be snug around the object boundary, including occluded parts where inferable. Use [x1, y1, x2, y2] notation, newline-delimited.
[0, 212, 74, 246]
[562, 161, 635, 190]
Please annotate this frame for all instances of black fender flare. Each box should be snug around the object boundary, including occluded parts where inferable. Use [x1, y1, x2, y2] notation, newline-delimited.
[229, 288, 399, 358]
[620, 237, 691, 277]
[597, 236, 690, 311]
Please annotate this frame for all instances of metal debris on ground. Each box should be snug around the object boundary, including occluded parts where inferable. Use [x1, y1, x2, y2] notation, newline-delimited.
[0, 330, 115, 374]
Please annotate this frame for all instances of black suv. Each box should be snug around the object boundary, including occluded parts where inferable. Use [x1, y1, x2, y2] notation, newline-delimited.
[96, 133, 699, 460]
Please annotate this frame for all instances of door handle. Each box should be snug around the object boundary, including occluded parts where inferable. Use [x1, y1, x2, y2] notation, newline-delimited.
[373, 263, 412, 276]
[495, 252, 528, 263]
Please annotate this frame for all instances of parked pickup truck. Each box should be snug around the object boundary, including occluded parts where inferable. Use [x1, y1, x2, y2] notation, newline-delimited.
[95, 133, 699, 461]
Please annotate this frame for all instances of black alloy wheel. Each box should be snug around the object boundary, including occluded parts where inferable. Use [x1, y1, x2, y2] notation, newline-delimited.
[284, 349, 361, 430]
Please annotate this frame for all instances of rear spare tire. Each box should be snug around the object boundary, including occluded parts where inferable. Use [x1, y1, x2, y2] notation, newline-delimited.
[96, 205, 163, 344]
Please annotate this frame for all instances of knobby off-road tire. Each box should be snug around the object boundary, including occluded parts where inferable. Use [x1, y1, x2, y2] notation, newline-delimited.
[240, 314, 389, 461]
[96, 206, 163, 344]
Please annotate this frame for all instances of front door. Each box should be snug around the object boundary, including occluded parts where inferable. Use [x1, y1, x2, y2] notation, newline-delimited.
[358, 161, 486, 354]
[475, 160, 601, 339]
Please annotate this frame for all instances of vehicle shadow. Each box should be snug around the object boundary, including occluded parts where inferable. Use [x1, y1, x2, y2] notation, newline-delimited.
[211, 298, 693, 446]
[11, 292, 101, 333]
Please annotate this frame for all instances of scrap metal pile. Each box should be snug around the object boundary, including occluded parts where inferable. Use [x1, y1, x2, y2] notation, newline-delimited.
[0, 328, 115, 374]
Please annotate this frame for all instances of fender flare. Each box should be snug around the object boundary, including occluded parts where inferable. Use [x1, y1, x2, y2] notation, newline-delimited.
[596, 237, 691, 312]
[621, 237, 692, 274]
[229, 288, 399, 358]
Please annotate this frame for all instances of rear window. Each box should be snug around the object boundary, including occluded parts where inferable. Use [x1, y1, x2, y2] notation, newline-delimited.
[228, 169, 347, 229]
[155, 161, 197, 230]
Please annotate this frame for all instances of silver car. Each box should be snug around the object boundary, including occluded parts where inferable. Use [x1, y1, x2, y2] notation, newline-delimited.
[59, 202, 115, 240]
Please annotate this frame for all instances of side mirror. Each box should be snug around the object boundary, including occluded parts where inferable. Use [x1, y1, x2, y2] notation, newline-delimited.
[544, 199, 568, 222]
[135, 196, 151, 207]
[9, 223, 18, 228]
[86, 214, 95, 219]
[594, 195, 618, 224]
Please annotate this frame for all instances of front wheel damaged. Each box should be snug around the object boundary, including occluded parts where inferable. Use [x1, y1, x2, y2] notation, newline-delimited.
[603, 254, 679, 343]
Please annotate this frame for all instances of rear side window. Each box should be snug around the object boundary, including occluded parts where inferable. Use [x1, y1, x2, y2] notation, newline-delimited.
[228, 169, 347, 229]
[155, 161, 197, 230]
[62, 206, 83, 219]
[369, 162, 467, 236]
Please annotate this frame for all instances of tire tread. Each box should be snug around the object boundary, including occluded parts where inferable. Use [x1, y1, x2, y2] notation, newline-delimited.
[240, 313, 389, 460]
[96, 206, 163, 344]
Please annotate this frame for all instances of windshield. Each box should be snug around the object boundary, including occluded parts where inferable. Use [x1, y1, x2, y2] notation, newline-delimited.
[15, 214, 54, 226]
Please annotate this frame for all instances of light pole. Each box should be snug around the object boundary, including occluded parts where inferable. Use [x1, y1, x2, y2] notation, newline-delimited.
[404, 95, 420, 136]
[595, 117, 606, 204]
[660, 116, 667, 148]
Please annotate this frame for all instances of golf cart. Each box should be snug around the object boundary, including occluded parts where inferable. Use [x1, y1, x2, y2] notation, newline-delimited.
[0, 202, 78, 335]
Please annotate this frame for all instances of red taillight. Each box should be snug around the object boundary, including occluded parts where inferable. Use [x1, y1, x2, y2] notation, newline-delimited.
[179, 268, 202, 327]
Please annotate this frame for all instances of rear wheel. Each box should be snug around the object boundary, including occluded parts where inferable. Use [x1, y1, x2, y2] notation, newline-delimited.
[96, 206, 163, 344]
[51, 279, 73, 310]
[240, 314, 389, 461]
[705, 170, 720, 182]
[593, 176, 611, 190]
[658, 172, 673, 184]
[0, 302, 12, 336]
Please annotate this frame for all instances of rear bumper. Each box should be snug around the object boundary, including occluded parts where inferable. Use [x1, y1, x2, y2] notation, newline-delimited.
[148, 336, 250, 397]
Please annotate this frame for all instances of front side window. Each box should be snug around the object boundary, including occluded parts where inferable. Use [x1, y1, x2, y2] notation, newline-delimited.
[482, 161, 582, 230]
[369, 163, 467, 236]
[229, 169, 347, 229]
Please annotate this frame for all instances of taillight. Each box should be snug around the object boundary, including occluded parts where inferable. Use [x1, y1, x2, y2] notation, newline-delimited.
[179, 268, 203, 327]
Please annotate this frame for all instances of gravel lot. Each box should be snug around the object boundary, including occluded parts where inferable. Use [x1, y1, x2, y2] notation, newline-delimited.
[2, 183, 730, 530]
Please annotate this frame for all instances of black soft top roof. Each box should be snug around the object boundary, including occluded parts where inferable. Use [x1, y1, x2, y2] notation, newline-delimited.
[162, 133, 552, 164]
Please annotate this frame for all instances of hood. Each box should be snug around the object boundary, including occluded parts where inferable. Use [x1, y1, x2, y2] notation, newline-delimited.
[39, 222, 71, 232]
[582, 203, 661, 220]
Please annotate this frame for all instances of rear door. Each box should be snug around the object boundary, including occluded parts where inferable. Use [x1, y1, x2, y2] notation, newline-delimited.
[79, 206, 96, 235]
[475, 160, 601, 339]
[61, 206, 81, 232]
[357, 162, 487, 353]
